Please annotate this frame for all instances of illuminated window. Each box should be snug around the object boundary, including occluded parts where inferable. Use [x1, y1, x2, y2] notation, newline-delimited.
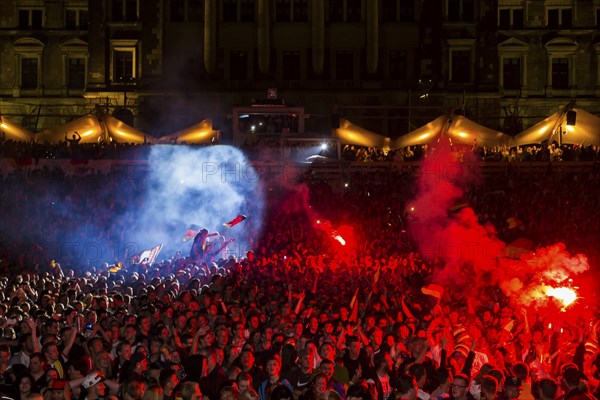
[498, 8, 523, 29]
[115, 50, 134, 81]
[111, 40, 138, 84]
[547, 7, 572, 28]
[18, 9, 43, 29]
[66, 9, 89, 30]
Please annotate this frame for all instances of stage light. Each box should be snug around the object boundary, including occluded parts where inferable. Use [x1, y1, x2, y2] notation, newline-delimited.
[321, 142, 328, 150]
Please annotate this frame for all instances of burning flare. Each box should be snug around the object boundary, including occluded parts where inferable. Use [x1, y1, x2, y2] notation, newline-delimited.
[333, 234, 346, 246]
[546, 286, 577, 308]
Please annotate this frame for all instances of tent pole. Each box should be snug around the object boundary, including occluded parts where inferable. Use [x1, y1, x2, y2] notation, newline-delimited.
[559, 125, 562, 146]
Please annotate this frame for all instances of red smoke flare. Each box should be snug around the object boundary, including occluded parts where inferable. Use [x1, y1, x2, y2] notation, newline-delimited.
[409, 138, 590, 315]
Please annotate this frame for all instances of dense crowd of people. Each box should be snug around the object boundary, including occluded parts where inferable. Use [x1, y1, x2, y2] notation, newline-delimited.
[341, 144, 600, 163]
[3, 133, 600, 164]
[0, 148, 599, 400]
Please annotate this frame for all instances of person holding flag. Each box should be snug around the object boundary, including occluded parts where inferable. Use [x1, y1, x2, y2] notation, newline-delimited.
[188, 215, 246, 263]
[190, 229, 234, 263]
[190, 229, 212, 262]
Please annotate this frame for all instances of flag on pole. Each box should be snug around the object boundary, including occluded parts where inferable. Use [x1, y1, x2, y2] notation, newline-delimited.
[223, 214, 246, 228]
[370, 265, 382, 294]
[503, 319, 515, 332]
[183, 224, 201, 242]
[349, 287, 360, 323]
[132, 244, 163, 265]
[349, 287, 359, 310]
[349, 295, 359, 323]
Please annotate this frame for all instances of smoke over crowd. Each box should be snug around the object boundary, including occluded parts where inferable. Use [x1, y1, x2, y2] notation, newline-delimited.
[129, 145, 265, 257]
[408, 139, 590, 319]
[0, 145, 264, 267]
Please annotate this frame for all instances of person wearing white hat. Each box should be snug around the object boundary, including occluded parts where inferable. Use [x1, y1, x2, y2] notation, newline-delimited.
[81, 370, 105, 400]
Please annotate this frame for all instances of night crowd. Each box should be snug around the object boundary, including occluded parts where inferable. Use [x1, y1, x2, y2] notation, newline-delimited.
[0, 155, 599, 400]
[3, 135, 600, 164]
[341, 144, 600, 163]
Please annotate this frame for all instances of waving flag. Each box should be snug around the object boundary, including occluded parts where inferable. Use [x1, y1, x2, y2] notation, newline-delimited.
[183, 224, 201, 242]
[421, 283, 444, 300]
[109, 262, 123, 273]
[223, 214, 246, 228]
[131, 244, 163, 265]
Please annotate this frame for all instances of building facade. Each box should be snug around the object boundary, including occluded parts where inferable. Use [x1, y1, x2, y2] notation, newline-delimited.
[0, 0, 599, 140]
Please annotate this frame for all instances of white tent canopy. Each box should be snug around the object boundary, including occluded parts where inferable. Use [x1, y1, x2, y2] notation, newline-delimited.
[333, 118, 390, 148]
[512, 105, 600, 147]
[0, 115, 34, 142]
[393, 111, 511, 149]
[392, 114, 449, 149]
[159, 119, 220, 144]
[35, 113, 153, 144]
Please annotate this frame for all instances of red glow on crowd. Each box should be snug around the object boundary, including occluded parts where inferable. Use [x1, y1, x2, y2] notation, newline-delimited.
[314, 219, 355, 251]
[409, 138, 592, 322]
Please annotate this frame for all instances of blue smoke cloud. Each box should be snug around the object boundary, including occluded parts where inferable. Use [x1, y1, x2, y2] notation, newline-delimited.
[0, 145, 264, 269]
[128, 145, 265, 259]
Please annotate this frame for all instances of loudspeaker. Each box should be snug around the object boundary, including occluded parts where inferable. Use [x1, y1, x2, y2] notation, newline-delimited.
[566, 110, 576, 126]
[331, 114, 340, 129]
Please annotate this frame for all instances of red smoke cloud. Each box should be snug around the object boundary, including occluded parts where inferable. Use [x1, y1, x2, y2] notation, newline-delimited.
[409, 139, 590, 313]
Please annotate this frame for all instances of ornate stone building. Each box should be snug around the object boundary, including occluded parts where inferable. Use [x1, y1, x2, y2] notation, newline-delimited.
[0, 0, 599, 139]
